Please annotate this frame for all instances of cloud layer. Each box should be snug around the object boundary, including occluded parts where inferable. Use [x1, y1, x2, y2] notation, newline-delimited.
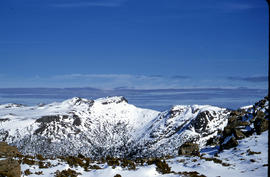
[0, 87, 267, 111]
[0, 73, 267, 89]
[227, 76, 268, 83]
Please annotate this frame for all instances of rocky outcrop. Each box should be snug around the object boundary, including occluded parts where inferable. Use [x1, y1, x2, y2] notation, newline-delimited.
[178, 142, 200, 156]
[0, 142, 21, 177]
[254, 111, 269, 135]
[218, 96, 269, 151]
[0, 142, 20, 157]
[220, 136, 238, 150]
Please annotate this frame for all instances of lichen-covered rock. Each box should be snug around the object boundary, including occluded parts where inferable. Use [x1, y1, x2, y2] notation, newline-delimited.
[0, 142, 21, 177]
[178, 142, 200, 156]
[0, 142, 20, 157]
[0, 158, 21, 177]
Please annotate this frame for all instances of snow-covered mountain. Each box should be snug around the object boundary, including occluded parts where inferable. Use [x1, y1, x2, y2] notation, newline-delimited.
[0, 96, 267, 159]
[139, 105, 230, 157]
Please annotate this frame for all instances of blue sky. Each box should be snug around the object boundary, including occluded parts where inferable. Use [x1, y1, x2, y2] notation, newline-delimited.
[0, 0, 268, 89]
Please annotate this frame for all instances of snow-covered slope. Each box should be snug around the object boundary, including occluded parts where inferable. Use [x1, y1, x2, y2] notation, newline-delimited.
[139, 104, 230, 156]
[18, 131, 268, 177]
[0, 96, 159, 158]
[0, 96, 267, 159]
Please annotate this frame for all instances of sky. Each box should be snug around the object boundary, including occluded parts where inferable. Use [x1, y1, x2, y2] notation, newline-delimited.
[0, 0, 268, 90]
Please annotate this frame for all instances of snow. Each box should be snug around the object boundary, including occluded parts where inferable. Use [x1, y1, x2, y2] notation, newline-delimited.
[1, 96, 267, 176]
[20, 131, 268, 177]
[169, 131, 268, 177]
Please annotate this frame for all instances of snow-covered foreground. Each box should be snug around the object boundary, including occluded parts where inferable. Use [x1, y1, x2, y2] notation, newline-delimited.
[20, 131, 268, 177]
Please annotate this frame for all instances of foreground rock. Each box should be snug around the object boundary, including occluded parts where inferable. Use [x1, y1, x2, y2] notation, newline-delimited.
[0, 142, 21, 177]
[178, 142, 200, 156]
[218, 96, 269, 150]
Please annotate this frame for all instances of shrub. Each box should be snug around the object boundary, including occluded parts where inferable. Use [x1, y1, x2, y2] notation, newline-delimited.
[36, 154, 45, 161]
[147, 158, 171, 174]
[121, 159, 136, 170]
[22, 157, 36, 165]
[35, 171, 43, 175]
[38, 161, 52, 168]
[106, 156, 120, 167]
[177, 171, 206, 177]
[24, 169, 32, 175]
[247, 149, 261, 155]
[54, 168, 81, 177]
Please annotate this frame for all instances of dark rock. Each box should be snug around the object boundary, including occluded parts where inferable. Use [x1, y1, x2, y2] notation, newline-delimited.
[234, 129, 246, 140]
[72, 114, 81, 126]
[223, 127, 233, 137]
[101, 96, 128, 105]
[237, 121, 250, 127]
[36, 115, 61, 123]
[178, 142, 200, 156]
[206, 136, 220, 146]
[220, 136, 238, 150]
[191, 111, 212, 133]
[0, 118, 10, 122]
[254, 118, 268, 135]
[0, 130, 9, 142]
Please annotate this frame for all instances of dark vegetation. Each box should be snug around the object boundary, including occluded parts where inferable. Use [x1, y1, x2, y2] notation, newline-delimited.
[54, 168, 82, 177]
[177, 171, 206, 177]
[114, 174, 122, 177]
[146, 158, 171, 174]
[199, 156, 230, 167]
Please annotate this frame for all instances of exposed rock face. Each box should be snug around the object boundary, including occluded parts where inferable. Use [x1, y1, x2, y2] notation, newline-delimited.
[191, 111, 212, 134]
[0, 142, 21, 177]
[178, 142, 200, 156]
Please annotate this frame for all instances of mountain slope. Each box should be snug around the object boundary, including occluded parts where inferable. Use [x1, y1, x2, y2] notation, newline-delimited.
[139, 104, 230, 156]
[0, 96, 268, 158]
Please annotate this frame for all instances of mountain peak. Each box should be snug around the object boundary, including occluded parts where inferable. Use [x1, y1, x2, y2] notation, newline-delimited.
[95, 96, 128, 105]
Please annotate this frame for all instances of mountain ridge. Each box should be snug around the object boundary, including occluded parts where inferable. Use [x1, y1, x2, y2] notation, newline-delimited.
[0, 96, 268, 159]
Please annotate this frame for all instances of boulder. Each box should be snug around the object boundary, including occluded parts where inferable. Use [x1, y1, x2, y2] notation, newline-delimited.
[178, 142, 200, 156]
[220, 136, 238, 150]
[234, 129, 246, 140]
[0, 142, 20, 157]
[0, 158, 21, 177]
[254, 118, 268, 135]
[0, 142, 21, 177]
